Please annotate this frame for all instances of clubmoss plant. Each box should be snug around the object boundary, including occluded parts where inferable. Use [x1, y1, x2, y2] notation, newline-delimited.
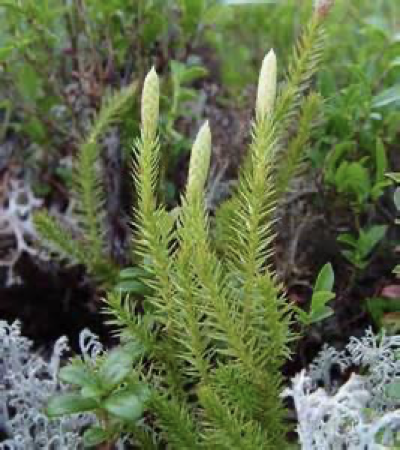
[42, 2, 336, 447]
[96, 3, 335, 447]
[33, 81, 137, 288]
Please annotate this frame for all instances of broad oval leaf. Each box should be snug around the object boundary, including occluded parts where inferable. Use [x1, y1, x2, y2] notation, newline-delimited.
[99, 343, 143, 389]
[46, 394, 97, 417]
[59, 364, 94, 388]
[359, 225, 387, 256]
[104, 386, 150, 422]
[81, 383, 104, 399]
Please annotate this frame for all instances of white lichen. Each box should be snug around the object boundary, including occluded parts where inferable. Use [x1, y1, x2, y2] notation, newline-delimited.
[0, 320, 96, 449]
[0, 175, 43, 285]
[283, 329, 400, 449]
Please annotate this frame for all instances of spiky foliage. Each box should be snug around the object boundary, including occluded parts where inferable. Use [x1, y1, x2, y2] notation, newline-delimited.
[104, 3, 334, 447]
[216, 4, 328, 257]
[275, 92, 322, 197]
[34, 81, 137, 288]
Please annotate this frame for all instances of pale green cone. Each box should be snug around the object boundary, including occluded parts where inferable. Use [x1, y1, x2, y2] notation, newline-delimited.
[186, 121, 212, 200]
[256, 49, 277, 121]
[141, 67, 160, 141]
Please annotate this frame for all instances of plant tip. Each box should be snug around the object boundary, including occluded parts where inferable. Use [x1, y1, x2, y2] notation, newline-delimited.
[141, 66, 160, 140]
[256, 48, 277, 120]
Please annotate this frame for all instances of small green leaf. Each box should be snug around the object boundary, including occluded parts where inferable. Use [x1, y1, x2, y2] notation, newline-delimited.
[375, 138, 387, 184]
[104, 385, 150, 421]
[359, 225, 387, 257]
[372, 85, 400, 108]
[337, 233, 357, 247]
[309, 291, 335, 324]
[59, 363, 94, 388]
[337, 162, 371, 203]
[309, 306, 334, 324]
[179, 66, 208, 85]
[324, 141, 355, 184]
[314, 263, 335, 292]
[115, 280, 149, 294]
[81, 384, 104, 399]
[311, 291, 335, 310]
[99, 344, 142, 389]
[387, 173, 400, 184]
[178, 87, 198, 104]
[83, 427, 109, 447]
[46, 394, 97, 417]
[341, 249, 356, 264]
[118, 267, 148, 280]
[371, 180, 391, 201]
[311, 291, 335, 307]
